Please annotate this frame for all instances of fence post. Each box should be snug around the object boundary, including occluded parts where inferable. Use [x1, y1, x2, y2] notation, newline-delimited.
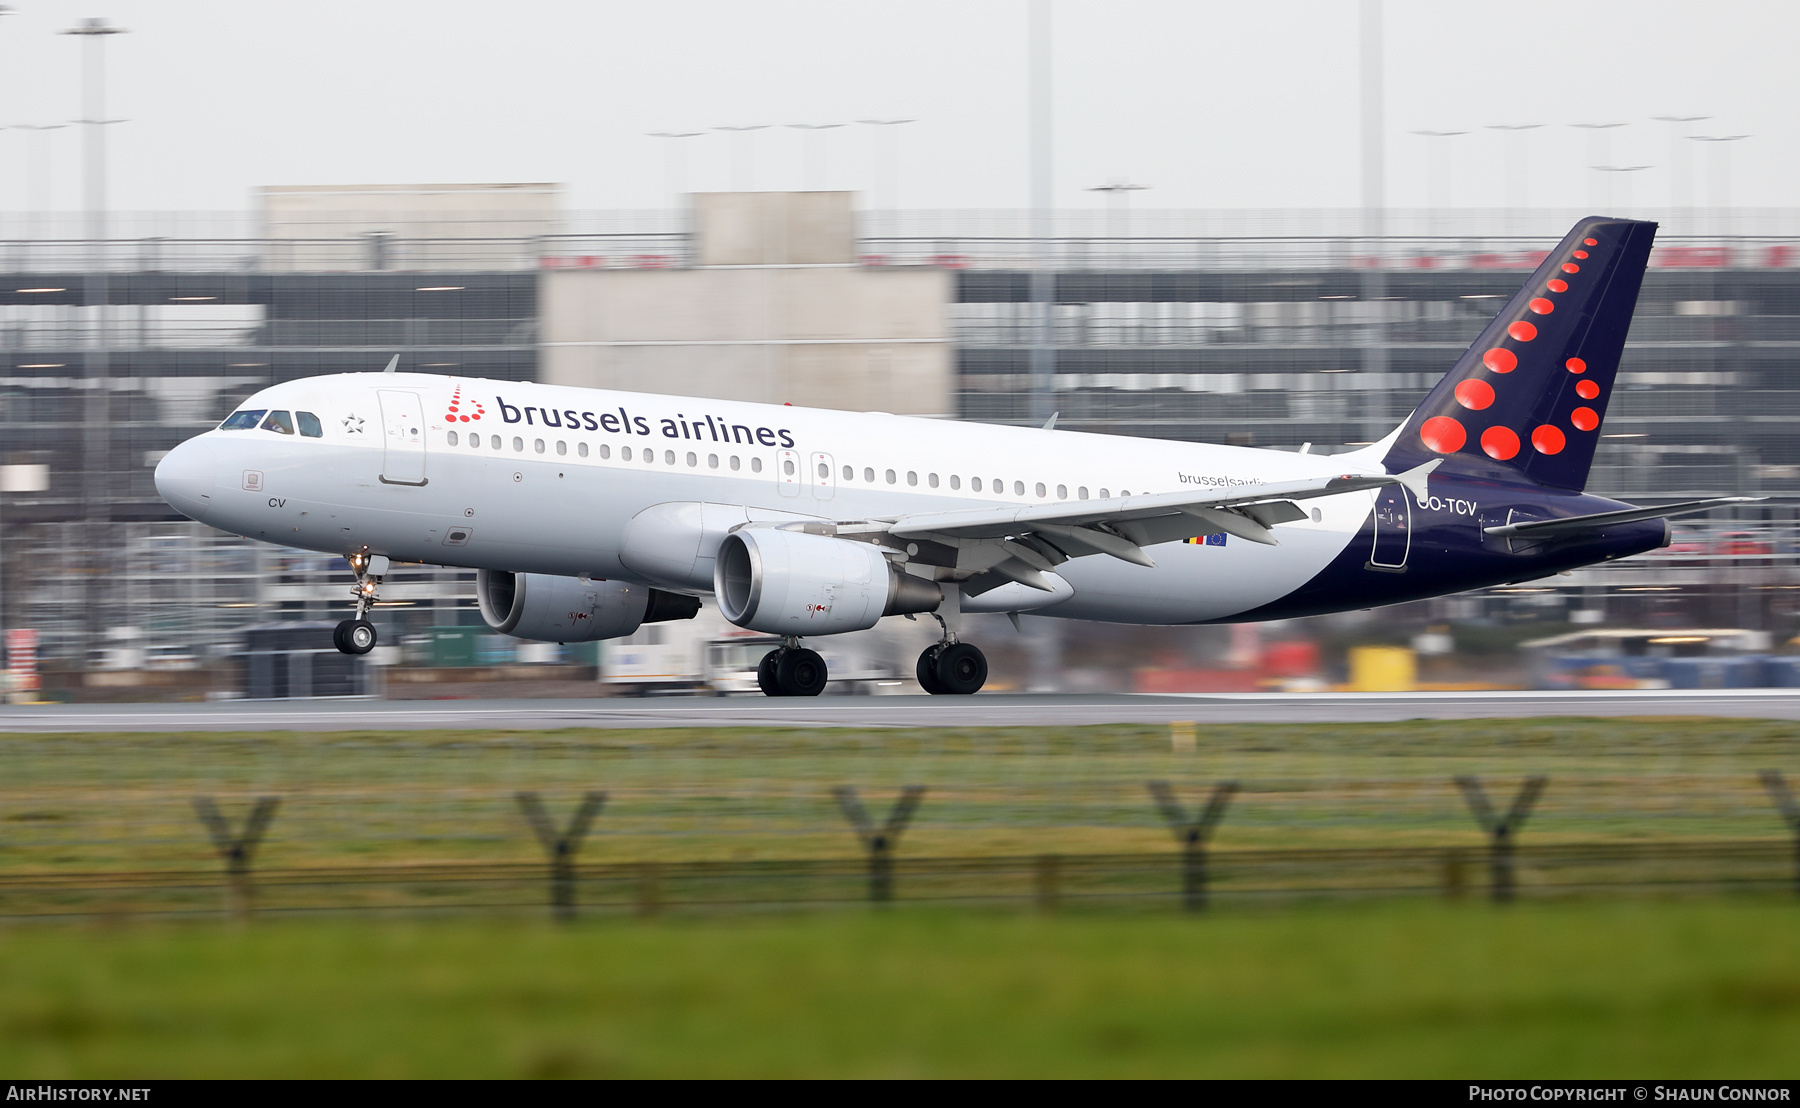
[833, 785, 926, 904]
[1453, 775, 1547, 903]
[516, 791, 606, 922]
[1758, 770, 1800, 898]
[1147, 780, 1239, 912]
[193, 796, 280, 920]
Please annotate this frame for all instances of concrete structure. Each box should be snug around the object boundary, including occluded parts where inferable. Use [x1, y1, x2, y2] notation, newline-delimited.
[541, 192, 953, 415]
[258, 183, 559, 272]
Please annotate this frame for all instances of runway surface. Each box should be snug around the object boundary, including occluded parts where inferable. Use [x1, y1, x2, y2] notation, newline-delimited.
[5, 689, 1800, 732]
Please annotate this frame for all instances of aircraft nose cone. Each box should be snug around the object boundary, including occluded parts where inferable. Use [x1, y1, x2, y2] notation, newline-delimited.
[155, 438, 217, 519]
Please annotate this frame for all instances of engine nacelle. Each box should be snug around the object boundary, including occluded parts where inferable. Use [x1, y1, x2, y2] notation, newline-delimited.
[713, 528, 941, 635]
[476, 570, 699, 643]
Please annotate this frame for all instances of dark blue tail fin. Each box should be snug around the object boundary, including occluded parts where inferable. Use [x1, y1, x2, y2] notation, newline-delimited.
[1382, 217, 1657, 492]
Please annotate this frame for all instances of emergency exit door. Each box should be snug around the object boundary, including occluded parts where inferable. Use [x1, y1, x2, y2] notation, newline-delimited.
[1369, 486, 1410, 569]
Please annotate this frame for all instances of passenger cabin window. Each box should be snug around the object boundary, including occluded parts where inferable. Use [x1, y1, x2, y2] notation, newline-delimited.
[261, 410, 295, 435]
[447, 430, 459, 446]
[928, 473, 939, 488]
[971, 477, 982, 492]
[950, 475, 961, 490]
[296, 411, 323, 438]
[219, 409, 266, 430]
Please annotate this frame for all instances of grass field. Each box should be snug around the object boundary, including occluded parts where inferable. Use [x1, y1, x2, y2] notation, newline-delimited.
[2, 718, 1798, 874]
[1, 899, 1797, 1078]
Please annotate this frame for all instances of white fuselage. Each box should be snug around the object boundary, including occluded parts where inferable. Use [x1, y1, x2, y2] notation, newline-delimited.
[155, 372, 1391, 625]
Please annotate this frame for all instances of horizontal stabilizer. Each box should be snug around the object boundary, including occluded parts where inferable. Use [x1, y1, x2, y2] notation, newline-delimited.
[1482, 496, 1764, 538]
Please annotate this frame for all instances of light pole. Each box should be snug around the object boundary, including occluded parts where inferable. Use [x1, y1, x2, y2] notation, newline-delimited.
[61, 15, 127, 675]
[1652, 115, 1710, 226]
[1086, 180, 1149, 267]
[1690, 135, 1750, 236]
[1592, 165, 1652, 216]
[645, 131, 703, 215]
[1028, 0, 1054, 426]
[712, 125, 769, 192]
[857, 118, 914, 232]
[785, 123, 845, 191]
[1412, 130, 1468, 237]
[1569, 122, 1627, 212]
[8, 124, 68, 243]
[1485, 124, 1542, 237]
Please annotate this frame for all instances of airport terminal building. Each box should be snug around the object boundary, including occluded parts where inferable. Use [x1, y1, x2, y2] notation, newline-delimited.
[1, 186, 1796, 671]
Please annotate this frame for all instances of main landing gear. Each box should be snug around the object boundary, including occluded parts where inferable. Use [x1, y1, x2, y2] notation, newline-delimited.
[916, 642, 988, 695]
[333, 552, 388, 656]
[757, 639, 829, 697]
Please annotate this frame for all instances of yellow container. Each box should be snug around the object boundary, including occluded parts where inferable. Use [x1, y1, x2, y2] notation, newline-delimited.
[1349, 646, 1417, 692]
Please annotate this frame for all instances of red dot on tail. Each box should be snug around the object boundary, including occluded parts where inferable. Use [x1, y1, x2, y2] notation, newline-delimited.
[1547, 279, 1568, 293]
[1570, 407, 1599, 431]
[1566, 357, 1587, 373]
[1508, 321, 1538, 342]
[1532, 425, 1566, 454]
[1483, 348, 1518, 373]
[1573, 250, 1589, 259]
[1583, 237, 1597, 246]
[1529, 298, 1554, 315]
[1420, 415, 1467, 454]
[1562, 262, 1580, 273]
[1576, 380, 1599, 399]
[1481, 426, 1520, 461]
[1455, 380, 1495, 410]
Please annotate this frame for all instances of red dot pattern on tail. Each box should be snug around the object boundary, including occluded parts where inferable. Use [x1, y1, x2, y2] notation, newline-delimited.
[1420, 416, 1467, 454]
[1481, 426, 1520, 461]
[1419, 230, 1609, 460]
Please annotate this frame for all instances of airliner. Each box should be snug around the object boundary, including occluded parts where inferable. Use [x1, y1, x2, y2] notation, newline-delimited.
[154, 217, 1750, 696]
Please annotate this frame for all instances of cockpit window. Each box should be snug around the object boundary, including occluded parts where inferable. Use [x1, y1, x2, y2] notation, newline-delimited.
[219, 409, 266, 430]
[261, 410, 295, 435]
[296, 411, 323, 438]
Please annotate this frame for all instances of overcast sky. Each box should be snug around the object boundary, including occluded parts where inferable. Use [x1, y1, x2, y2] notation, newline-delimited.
[0, 0, 1791, 215]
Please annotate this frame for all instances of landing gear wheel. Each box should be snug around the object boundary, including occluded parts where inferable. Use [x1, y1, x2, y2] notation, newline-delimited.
[932, 642, 987, 695]
[336, 618, 377, 656]
[775, 647, 828, 697]
[916, 644, 948, 695]
[757, 649, 782, 696]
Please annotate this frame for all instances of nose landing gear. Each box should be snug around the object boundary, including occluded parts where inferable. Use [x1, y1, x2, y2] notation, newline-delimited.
[334, 552, 388, 656]
[757, 638, 829, 697]
[915, 613, 987, 695]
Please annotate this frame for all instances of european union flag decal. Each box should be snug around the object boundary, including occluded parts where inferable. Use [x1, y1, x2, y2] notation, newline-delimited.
[1183, 533, 1227, 546]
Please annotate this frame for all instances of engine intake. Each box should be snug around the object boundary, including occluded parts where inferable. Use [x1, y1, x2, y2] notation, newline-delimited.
[713, 528, 941, 635]
[476, 570, 699, 643]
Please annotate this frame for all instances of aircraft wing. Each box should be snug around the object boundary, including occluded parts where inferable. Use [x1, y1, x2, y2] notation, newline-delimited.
[840, 460, 1439, 591]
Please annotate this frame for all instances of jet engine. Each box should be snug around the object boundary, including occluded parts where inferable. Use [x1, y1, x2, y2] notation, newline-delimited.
[476, 570, 699, 643]
[713, 528, 941, 635]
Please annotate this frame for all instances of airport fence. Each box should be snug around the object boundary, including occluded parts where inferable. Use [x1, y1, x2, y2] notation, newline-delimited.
[0, 772, 1795, 923]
